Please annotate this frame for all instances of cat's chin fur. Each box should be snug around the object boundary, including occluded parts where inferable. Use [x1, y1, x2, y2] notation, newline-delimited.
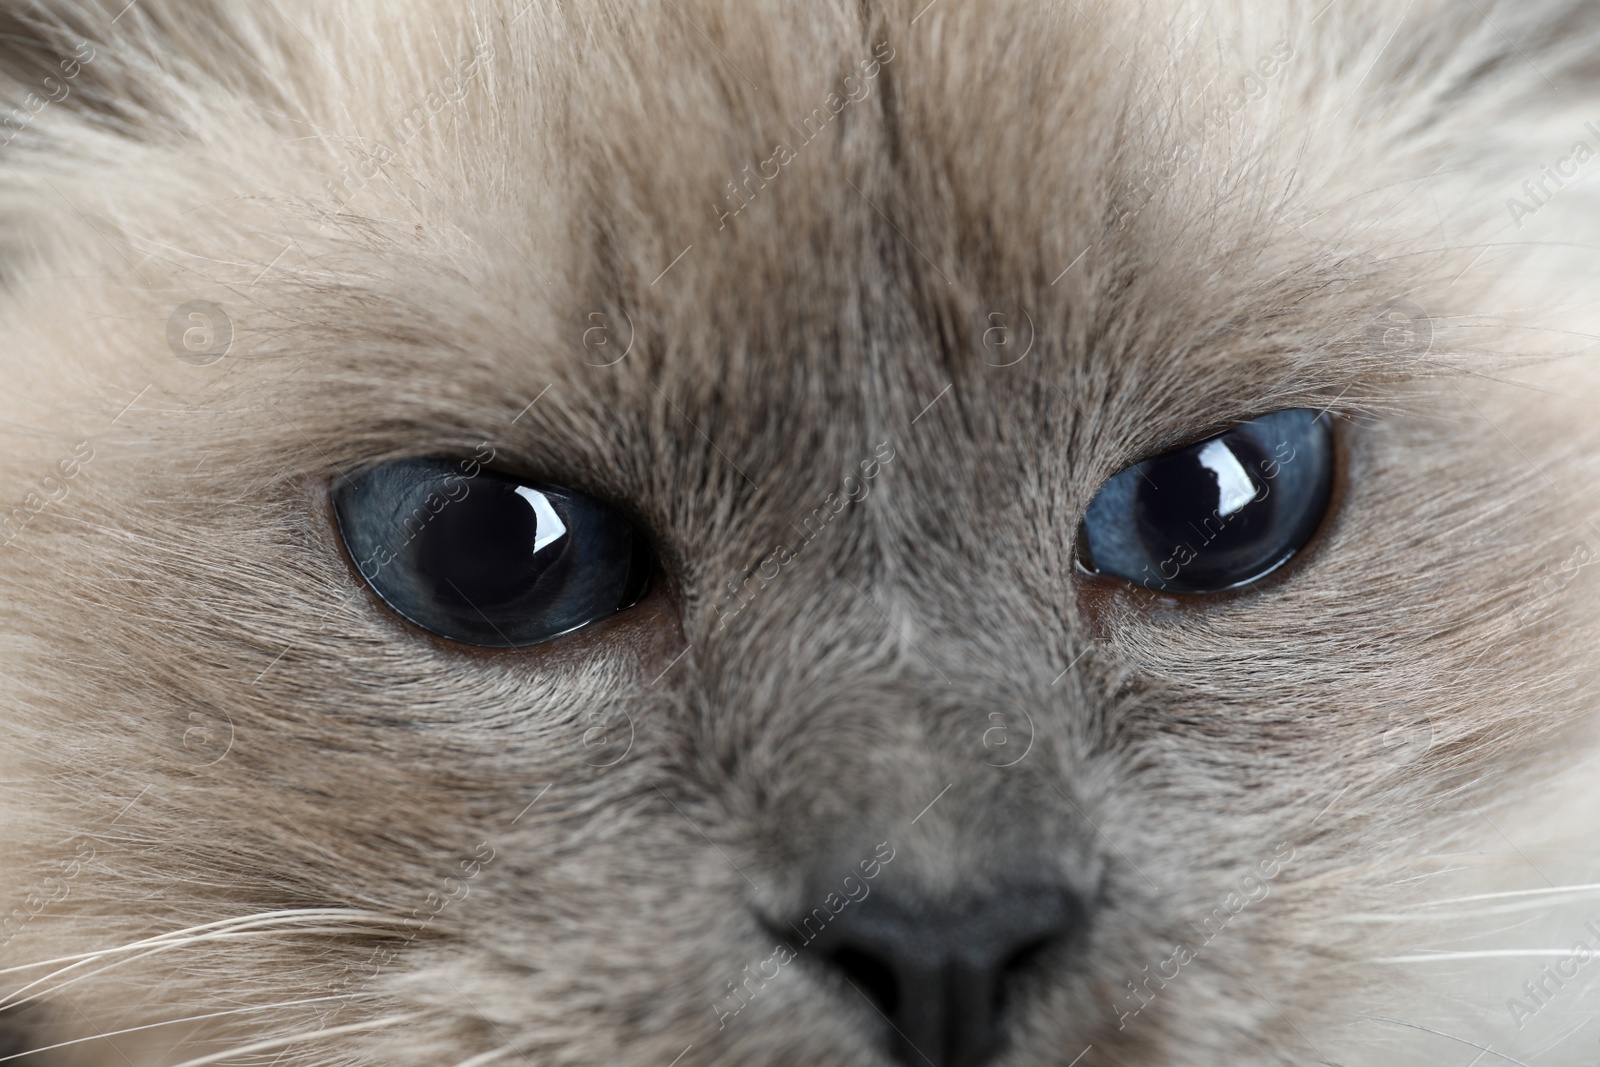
[1, 0, 1599, 1064]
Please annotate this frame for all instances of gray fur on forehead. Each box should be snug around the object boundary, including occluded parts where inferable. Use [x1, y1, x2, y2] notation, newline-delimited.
[1, 1, 1599, 1066]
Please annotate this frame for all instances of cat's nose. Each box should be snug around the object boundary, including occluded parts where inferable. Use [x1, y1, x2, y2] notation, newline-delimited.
[806, 883, 1081, 1067]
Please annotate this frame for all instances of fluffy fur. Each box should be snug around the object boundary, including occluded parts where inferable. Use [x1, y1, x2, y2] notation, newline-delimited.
[2, 0, 1600, 1064]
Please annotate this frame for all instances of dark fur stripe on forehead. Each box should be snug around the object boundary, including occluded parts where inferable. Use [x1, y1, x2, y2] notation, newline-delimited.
[505, 0, 1442, 484]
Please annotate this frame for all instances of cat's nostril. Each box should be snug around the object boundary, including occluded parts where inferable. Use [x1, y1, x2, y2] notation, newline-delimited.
[828, 944, 901, 1017]
[805, 884, 1082, 1067]
[995, 937, 1052, 1012]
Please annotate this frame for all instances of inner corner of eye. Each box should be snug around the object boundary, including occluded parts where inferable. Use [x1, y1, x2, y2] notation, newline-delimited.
[1072, 513, 1100, 573]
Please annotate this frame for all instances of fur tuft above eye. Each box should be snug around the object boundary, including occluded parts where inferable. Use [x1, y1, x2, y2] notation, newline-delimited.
[1076, 410, 1334, 594]
[334, 459, 653, 647]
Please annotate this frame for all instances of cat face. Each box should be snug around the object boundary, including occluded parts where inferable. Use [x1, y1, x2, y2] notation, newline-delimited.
[2, 1, 1599, 1065]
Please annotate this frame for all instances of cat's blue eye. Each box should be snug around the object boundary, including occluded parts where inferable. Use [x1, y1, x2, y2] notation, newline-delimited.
[334, 459, 652, 647]
[1077, 409, 1334, 594]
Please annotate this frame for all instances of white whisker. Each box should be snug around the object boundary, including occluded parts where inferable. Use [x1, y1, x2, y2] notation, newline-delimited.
[1375, 949, 1590, 964]
[0, 992, 373, 1063]
[1, 911, 410, 1010]
[1358, 1014, 1533, 1067]
[1341, 882, 1600, 923]
[159, 1013, 422, 1067]
[0, 909, 403, 975]
[1419, 883, 1600, 907]
[1, 928, 401, 1012]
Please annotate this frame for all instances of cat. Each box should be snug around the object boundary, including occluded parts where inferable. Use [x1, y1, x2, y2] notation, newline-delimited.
[2, 0, 1599, 1064]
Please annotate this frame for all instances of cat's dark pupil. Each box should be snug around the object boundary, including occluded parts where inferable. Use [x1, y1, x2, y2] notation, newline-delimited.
[1134, 430, 1279, 585]
[415, 480, 570, 612]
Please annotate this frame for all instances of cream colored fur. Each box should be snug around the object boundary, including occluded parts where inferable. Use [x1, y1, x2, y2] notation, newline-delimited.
[1, 0, 1599, 1064]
